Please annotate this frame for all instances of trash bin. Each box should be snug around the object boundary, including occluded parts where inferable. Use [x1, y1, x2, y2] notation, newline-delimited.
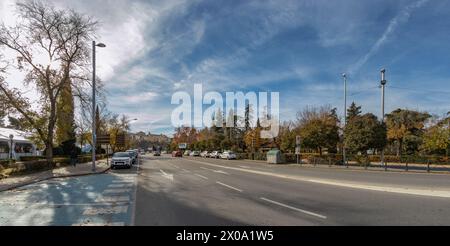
[267, 149, 284, 164]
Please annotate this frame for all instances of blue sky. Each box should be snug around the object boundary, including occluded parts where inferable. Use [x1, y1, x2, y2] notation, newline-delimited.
[1, 0, 449, 136]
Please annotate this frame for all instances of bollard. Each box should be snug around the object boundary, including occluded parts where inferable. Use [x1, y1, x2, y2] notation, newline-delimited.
[329, 158, 332, 167]
[405, 161, 409, 172]
[427, 160, 430, 173]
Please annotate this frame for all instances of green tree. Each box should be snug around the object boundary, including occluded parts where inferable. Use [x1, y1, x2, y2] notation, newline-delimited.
[345, 113, 387, 159]
[347, 102, 362, 122]
[421, 114, 450, 155]
[386, 109, 431, 156]
[56, 80, 76, 147]
[277, 122, 296, 153]
[0, 1, 97, 163]
[296, 106, 340, 155]
[7, 116, 29, 131]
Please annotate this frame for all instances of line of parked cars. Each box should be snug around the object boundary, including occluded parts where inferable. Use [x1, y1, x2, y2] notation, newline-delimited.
[171, 150, 237, 160]
[111, 149, 139, 169]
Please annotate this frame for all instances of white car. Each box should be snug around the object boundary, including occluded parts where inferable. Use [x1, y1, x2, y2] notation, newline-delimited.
[190, 151, 200, 157]
[200, 151, 209, 158]
[209, 151, 222, 159]
[111, 152, 133, 169]
[220, 151, 237, 160]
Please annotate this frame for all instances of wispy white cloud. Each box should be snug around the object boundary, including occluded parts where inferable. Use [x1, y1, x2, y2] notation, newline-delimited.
[349, 0, 430, 74]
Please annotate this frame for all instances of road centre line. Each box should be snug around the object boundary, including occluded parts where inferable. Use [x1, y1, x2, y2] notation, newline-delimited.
[216, 182, 243, 193]
[200, 166, 230, 175]
[194, 173, 209, 180]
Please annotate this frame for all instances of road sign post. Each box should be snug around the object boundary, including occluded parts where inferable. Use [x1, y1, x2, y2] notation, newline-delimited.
[98, 134, 112, 166]
[296, 136, 302, 165]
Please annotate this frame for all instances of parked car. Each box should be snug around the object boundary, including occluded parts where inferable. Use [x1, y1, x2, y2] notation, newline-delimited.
[220, 151, 237, 160]
[184, 150, 191, 156]
[172, 150, 183, 157]
[111, 152, 132, 169]
[200, 151, 209, 158]
[190, 151, 200, 157]
[126, 150, 138, 164]
[154, 151, 161, 157]
[210, 151, 222, 159]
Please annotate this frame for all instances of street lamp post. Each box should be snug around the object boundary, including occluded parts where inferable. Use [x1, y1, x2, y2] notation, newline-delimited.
[380, 69, 387, 171]
[92, 41, 106, 172]
[343, 73, 348, 168]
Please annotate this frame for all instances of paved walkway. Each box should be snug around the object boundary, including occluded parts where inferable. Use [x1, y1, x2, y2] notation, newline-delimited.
[0, 160, 110, 192]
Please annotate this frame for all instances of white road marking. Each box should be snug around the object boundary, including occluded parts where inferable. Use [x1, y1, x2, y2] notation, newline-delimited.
[260, 197, 327, 219]
[108, 184, 134, 188]
[130, 161, 139, 226]
[83, 206, 129, 215]
[182, 169, 192, 173]
[72, 222, 125, 226]
[0, 202, 131, 206]
[96, 196, 130, 202]
[239, 166, 251, 169]
[160, 169, 174, 181]
[194, 174, 209, 180]
[200, 167, 230, 175]
[103, 189, 131, 194]
[185, 159, 450, 199]
[216, 182, 243, 193]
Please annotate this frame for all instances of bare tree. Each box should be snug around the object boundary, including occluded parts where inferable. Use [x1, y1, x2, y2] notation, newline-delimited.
[0, 0, 97, 163]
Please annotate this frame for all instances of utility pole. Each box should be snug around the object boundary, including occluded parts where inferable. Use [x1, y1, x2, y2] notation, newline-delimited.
[380, 69, 387, 171]
[343, 73, 348, 168]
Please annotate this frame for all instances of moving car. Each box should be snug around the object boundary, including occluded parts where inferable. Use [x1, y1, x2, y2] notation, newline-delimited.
[209, 151, 222, 159]
[220, 151, 237, 160]
[111, 152, 133, 169]
[200, 151, 209, 158]
[172, 150, 183, 157]
[190, 151, 200, 157]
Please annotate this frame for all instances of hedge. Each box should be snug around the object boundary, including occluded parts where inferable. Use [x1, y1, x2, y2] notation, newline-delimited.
[1, 154, 108, 178]
[235, 152, 449, 165]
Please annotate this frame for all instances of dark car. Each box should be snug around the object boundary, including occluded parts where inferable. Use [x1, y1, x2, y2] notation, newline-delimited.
[172, 150, 183, 157]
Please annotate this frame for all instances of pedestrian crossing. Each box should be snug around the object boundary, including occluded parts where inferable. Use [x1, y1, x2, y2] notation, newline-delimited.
[73, 173, 137, 226]
[0, 172, 138, 226]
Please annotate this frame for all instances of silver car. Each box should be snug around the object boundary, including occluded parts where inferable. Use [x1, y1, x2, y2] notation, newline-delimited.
[111, 152, 132, 169]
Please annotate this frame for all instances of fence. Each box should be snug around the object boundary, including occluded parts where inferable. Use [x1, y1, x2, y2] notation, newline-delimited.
[235, 152, 450, 173]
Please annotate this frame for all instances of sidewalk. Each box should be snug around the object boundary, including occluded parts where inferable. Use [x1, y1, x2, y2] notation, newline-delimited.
[0, 160, 110, 192]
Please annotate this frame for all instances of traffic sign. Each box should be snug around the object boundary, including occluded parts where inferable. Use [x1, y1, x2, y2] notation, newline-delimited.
[116, 134, 126, 147]
[178, 143, 187, 149]
[296, 136, 302, 146]
[295, 147, 301, 155]
[97, 134, 111, 144]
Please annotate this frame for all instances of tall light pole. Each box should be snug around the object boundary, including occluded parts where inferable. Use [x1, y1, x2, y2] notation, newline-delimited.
[380, 69, 387, 171]
[343, 73, 348, 168]
[92, 41, 106, 172]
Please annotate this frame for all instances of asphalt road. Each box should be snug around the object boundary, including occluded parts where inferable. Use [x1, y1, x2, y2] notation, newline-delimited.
[134, 155, 450, 226]
[2, 154, 450, 225]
